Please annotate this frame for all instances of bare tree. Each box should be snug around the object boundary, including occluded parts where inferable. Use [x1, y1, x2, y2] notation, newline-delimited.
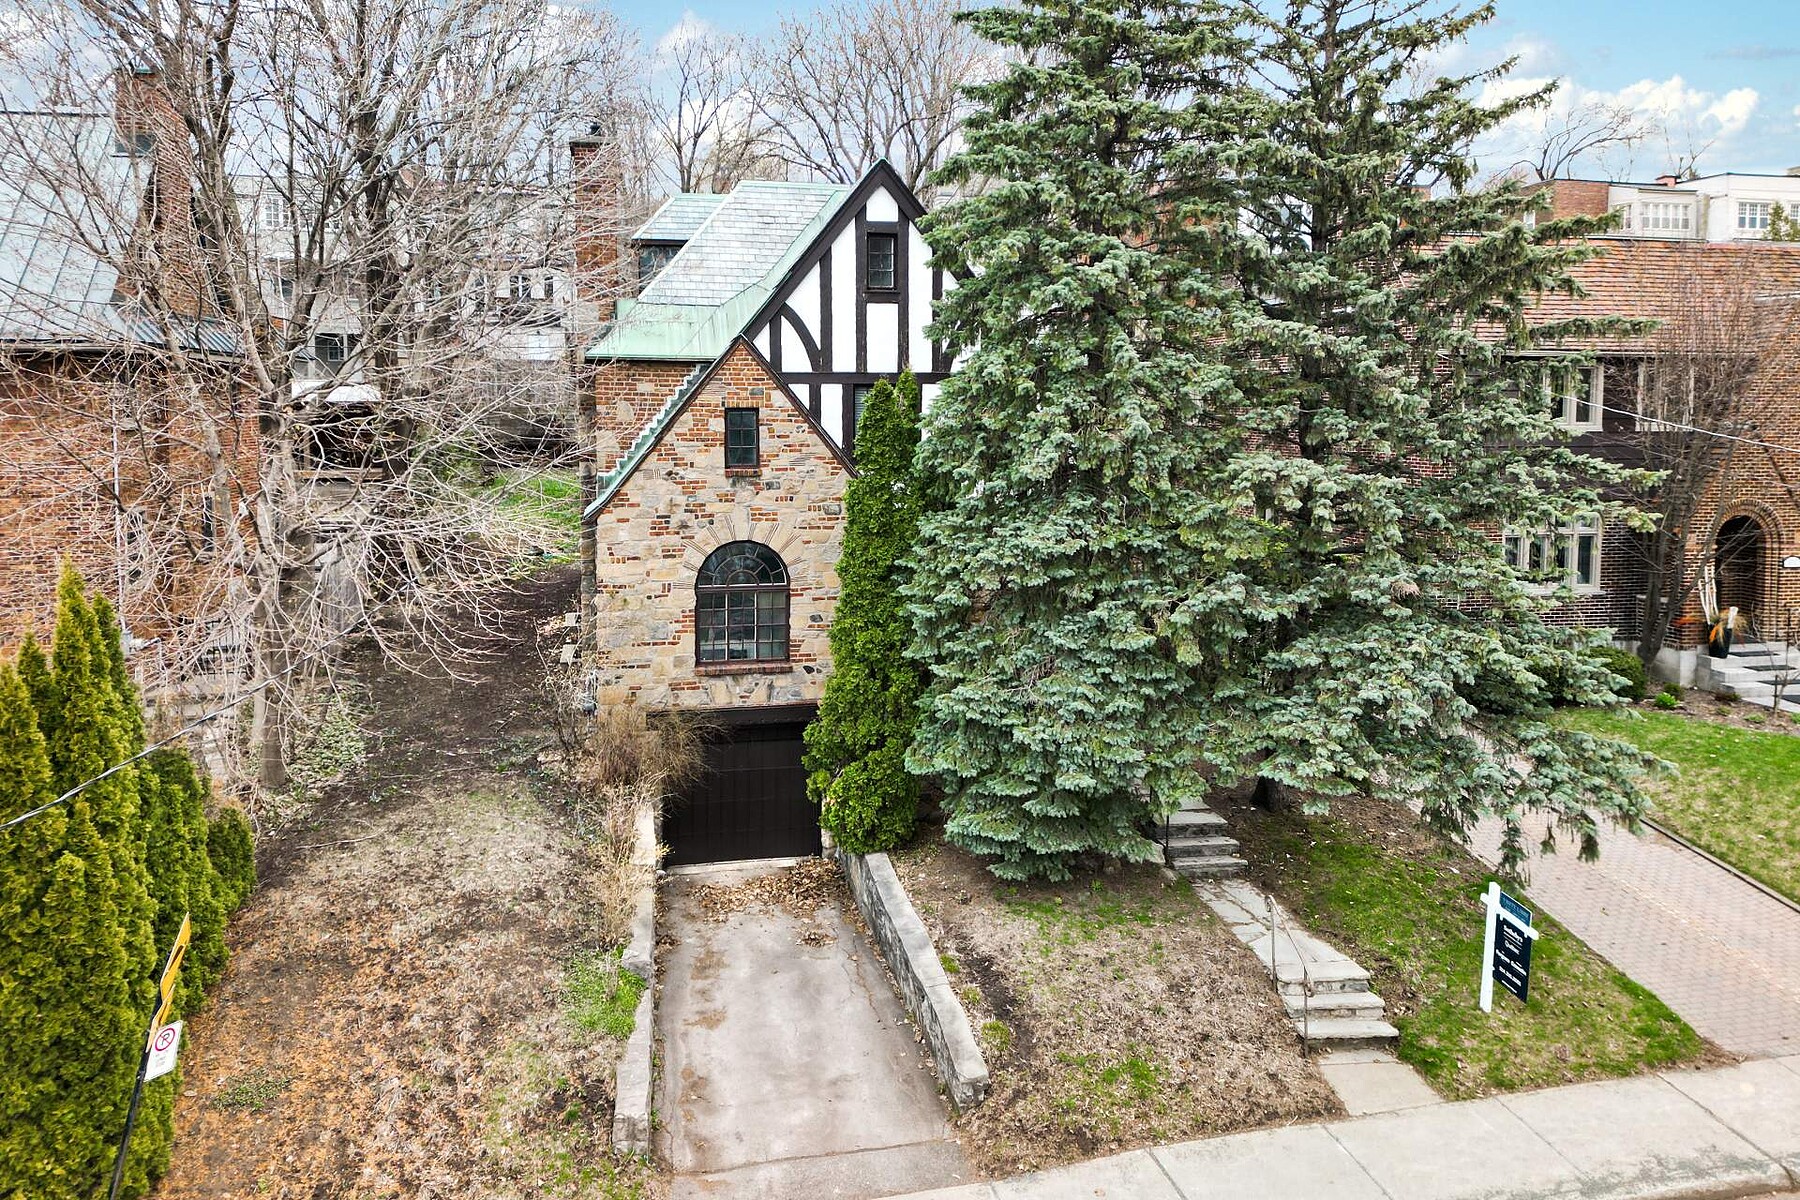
[644, 23, 773, 194]
[752, 0, 987, 200]
[0, 0, 640, 791]
[1514, 94, 1661, 182]
[1624, 263, 1773, 666]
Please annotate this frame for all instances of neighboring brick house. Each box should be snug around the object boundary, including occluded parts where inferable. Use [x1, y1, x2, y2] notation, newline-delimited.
[580, 161, 948, 863]
[0, 69, 255, 698]
[1518, 178, 1800, 684]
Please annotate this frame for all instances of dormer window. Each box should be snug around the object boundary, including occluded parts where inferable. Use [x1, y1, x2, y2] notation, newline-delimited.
[636, 243, 680, 288]
[865, 232, 897, 291]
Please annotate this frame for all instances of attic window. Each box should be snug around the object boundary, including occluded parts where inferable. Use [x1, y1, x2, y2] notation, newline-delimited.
[865, 232, 897, 291]
[725, 407, 759, 469]
[636, 243, 680, 288]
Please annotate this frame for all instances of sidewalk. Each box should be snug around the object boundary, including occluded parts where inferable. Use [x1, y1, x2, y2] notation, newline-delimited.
[1467, 814, 1800, 1059]
[882, 1056, 1800, 1200]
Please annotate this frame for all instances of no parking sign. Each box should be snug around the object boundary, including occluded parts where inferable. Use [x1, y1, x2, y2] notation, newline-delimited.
[144, 1022, 182, 1082]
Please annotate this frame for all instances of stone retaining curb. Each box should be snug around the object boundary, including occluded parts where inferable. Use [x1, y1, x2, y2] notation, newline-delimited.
[832, 848, 991, 1112]
[880, 1056, 1800, 1200]
[611, 796, 661, 1157]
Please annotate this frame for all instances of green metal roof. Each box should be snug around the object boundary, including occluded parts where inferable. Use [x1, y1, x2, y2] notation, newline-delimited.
[587, 179, 850, 363]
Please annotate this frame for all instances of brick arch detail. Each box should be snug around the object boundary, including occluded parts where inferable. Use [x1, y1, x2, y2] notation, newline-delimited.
[1713, 500, 1789, 549]
[677, 520, 814, 588]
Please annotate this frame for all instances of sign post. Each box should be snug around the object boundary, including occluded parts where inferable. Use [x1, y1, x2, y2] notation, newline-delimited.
[108, 914, 189, 1200]
[1479, 883, 1540, 1012]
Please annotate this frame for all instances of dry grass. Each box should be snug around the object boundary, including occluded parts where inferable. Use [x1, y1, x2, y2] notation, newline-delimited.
[540, 664, 708, 945]
[890, 831, 1339, 1178]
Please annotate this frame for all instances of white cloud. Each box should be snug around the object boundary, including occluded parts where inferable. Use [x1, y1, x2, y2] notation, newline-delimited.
[655, 11, 712, 57]
[1474, 71, 1762, 178]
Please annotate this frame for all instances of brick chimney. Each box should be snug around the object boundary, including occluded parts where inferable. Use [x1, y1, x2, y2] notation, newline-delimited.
[1654, 173, 1682, 187]
[570, 124, 624, 327]
[112, 64, 212, 320]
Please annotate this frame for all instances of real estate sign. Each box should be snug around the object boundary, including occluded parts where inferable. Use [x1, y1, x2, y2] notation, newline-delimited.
[1480, 883, 1540, 1012]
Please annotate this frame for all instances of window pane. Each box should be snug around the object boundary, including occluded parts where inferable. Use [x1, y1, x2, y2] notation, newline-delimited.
[866, 233, 896, 289]
[725, 408, 758, 467]
[1576, 534, 1596, 585]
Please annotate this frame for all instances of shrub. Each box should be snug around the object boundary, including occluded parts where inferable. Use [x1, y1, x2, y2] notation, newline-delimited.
[1654, 690, 1681, 710]
[806, 373, 924, 853]
[207, 808, 257, 913]
[1590, 646, 1648, 701]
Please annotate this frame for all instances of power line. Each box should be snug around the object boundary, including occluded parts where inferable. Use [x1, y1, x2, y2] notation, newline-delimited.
[1, 635, 348, 834]
[1598, 404, 1800, 458]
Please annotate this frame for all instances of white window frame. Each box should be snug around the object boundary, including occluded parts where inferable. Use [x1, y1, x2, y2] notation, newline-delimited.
[1503, 516, 1602, 594]
[1544, 362, 1604, 433]
[1637, 200, 1693, 236]
[1737, 200, 1772, 234]
[260, 192, 292, 229]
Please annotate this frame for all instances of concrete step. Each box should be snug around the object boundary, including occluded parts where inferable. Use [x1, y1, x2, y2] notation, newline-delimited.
[1292, 1017, 1399, 1050]
[1284, 990, 1387, 1021]
[1164, 835, 1241, 861]
[1174, 855, 1248, 880]
[1276, 958, 1373, 997]
[1161, 808, 1229, 835]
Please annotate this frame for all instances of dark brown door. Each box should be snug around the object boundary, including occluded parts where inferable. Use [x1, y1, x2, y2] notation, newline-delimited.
[1717, 517, 1765, 624]
[663, 721, 820, 866]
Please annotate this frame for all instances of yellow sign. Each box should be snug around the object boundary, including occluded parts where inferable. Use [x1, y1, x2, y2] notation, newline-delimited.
[148, 914, 191, 1043]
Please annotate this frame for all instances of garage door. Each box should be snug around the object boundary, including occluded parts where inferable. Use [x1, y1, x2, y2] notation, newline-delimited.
[663, 719, 821, 867]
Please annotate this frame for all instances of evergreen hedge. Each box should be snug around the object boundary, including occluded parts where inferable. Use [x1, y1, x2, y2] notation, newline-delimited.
[805, 373, 926, 853]
[208, 808, 257, 914]
[0, 565, 242, 1197]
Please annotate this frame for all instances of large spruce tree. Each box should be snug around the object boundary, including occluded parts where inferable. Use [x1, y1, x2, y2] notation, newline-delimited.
[908, 0, 1248, 879]
[1189, 0, 1657, 868]
[806, 372, 926, 853]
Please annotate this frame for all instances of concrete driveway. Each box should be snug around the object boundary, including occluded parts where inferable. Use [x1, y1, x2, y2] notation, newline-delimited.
[658, 859, 974, 1199]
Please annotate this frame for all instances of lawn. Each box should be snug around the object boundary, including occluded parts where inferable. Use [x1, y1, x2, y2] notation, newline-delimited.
[1565, 706, 1800, 904]
[490, 470, 583, 558]
[1220, 792, 1717, 1100]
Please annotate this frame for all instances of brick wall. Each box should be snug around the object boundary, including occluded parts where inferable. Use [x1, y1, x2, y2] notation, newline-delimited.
[590, 342, 850, 710]
[592, 358, 701, 474]
[0, 354, 259, 656]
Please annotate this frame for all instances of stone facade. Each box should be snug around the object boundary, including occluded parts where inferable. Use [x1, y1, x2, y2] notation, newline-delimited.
[590, 341, 851, 710]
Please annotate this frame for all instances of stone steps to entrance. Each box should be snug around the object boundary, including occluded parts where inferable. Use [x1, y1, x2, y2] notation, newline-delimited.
[1192, 877, 1399, 1051]
[1284, 990, 1387, 1021]
[1155, 800, 1399, 1050]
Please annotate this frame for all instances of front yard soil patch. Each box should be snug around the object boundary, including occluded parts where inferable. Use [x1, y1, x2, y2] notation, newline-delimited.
[1567, 706, 1800, 904]
[154, 567, 661, 1200]
[889, 832, 1339, 1178]
[1218, 789, 1726, 1101]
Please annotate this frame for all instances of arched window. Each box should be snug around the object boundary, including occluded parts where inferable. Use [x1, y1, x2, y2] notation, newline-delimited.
[695, 541, 789, 663]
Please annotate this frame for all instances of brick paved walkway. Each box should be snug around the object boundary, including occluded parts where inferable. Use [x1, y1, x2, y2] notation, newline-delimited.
[1467, 815, 1800, 1058]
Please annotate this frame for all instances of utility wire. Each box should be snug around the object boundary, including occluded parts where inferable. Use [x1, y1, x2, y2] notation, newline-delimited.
[1598, 404, 1800, 457]
[1, 635, 348, 834]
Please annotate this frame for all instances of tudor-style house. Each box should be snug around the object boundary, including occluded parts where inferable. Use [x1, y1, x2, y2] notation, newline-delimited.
[580, 161, 949, 863]
[1518, 173, 1800, 698]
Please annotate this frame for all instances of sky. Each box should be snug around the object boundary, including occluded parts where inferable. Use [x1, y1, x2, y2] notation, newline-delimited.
[615, 0, 1800, 179]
